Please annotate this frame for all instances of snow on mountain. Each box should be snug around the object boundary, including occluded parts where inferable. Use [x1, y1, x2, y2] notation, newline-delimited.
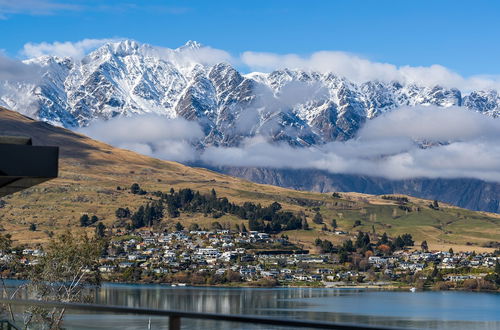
[1, 39, 500, 147]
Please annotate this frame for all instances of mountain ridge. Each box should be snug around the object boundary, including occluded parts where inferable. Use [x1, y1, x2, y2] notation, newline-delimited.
[2, 40, 500, 213]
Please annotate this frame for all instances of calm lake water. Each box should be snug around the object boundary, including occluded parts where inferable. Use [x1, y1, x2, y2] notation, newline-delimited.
[5, 281, 500, 329]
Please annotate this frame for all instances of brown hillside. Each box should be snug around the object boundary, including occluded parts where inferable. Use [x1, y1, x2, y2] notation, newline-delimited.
[0, 107, 498, 252]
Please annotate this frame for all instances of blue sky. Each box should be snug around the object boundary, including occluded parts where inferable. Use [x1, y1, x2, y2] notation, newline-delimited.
[1, 0, 499, 76]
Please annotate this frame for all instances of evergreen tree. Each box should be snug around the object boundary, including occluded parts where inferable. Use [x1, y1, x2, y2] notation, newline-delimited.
[131, 206, 145, 229]
[313, 212, 323, 224]
[79, 214, 90, 227]
[379, 232, 389, 245]
[95, 222, 106, 238]
[175, 222, 184, 231]
[241, 224, 248, 233]
[90, 215, 98, 225]
[115, 207, 131, 219]
[338, 250, 349, 263]
[343, 239, 355, 252]
[402, 233, 414, 247]
[130, 183, 141, 194]
[331, 219, 338, 230]
[421, 240, 429, 252]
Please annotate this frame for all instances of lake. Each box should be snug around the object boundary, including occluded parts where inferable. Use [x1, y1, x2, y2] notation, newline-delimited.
[5, 282, 500, 329]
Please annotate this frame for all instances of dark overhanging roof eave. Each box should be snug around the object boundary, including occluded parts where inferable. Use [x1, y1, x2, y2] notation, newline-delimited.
[0, 138, 59, 197]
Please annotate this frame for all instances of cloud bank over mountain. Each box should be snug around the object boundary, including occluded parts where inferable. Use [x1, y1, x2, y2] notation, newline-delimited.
[80, 106, 500, 183]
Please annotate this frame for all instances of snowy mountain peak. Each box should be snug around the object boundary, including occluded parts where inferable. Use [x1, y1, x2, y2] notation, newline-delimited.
[2, 40, 500, 145]
[178, 40, 203, 51]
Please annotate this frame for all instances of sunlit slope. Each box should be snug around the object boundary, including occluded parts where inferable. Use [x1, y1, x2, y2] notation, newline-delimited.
[0, 107, 498, 251]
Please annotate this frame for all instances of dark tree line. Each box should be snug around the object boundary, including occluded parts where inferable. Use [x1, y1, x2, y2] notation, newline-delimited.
[381, 195, 409, 203]
[131, 200, 164, 229]
[131, 188, 307, 233]
[80, 214, 99, 227]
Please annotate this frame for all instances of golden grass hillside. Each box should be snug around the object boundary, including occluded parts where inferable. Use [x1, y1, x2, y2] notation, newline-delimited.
[0, 107, 499, 252]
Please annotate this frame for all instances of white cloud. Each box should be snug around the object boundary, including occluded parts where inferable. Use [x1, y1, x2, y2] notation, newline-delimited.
[22, 38, 118, 59]
[79, 115, 203, 163]
[200, 106, 500, 183]
[0, 55, 41, 81]
[241, 51, 500, 91]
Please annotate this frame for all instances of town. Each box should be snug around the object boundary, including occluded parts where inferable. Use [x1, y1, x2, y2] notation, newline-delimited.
[14, 225, 500, 291]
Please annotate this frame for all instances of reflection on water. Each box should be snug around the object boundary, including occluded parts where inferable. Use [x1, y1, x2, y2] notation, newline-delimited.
[4, 281, 500, 330]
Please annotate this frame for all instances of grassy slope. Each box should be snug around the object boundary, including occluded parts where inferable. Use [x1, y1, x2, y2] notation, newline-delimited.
[0, 107, 498, 252]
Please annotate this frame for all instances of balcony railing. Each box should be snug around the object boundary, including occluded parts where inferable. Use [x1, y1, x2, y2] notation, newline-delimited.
[0, 298, 398, 330]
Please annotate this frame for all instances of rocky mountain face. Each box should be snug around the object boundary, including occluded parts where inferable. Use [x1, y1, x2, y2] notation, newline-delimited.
[215, 167, 500, 213]
[2, 40, 500, 212]
[3, 40, 500, 144]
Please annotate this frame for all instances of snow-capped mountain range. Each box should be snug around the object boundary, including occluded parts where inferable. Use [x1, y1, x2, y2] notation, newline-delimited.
[2, 39, 500, 148]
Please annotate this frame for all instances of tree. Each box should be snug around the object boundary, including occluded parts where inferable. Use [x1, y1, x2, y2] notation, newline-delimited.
[421, 240, 429, 252]
[313, 212, 323, 224]
[79, 214, 90, 227]
[130, 183, 141, 194]
[22, 232, 102, 329]
[211, 222, 223, 231]
[90, 215, 99, 225]
[241, 224, 248, 233]
[130, 183, 146, 195]
[175, 222, 184, 231]
[338, 250, 349, 263]
[301, 218, 309, 230]
[355, 232, 370, 250]
[95, 222, 106, 238]
[115, 207, 131, 219]
[342, 239, 355, 252]
[29, 223, 37, 231]
[131, 206, 145, 228]
[353, 220, 362, 227]
[320, 240, 335, 253]
[379, 232, 389, 245]
[0, 233, 12, 253]
[394, 236, 405, 250]
[331, 219, 338, 230]
[189, 223, 200, 231]
[433, 200, 440, 209]
[402, 233, 414, 247]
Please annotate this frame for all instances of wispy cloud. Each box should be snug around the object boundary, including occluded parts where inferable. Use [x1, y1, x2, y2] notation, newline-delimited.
[0, 0, 81, 19]
[241, 51, 500, 92]
[79, 115, 204, 163]
[22, 38, 119, 59]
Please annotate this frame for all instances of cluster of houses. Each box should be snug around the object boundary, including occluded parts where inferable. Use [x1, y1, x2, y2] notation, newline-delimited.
[14, 230, 500, 285]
